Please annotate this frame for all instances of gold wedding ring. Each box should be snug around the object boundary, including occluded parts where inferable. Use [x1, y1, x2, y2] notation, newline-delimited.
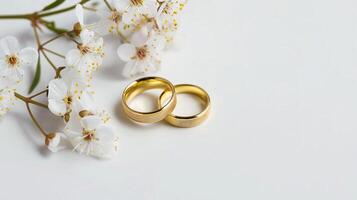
[122, 77, 177, 123]
[159, 84, 211, 128]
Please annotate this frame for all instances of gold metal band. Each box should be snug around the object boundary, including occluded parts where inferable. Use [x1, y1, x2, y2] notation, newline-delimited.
[159, 84, 211, 128]
[122, 77, 177, 123]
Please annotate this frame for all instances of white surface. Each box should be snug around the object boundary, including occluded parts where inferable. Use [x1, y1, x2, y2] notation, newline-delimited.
[0, 0, 357, 199]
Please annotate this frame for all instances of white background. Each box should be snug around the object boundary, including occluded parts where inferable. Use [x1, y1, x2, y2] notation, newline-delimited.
[0, 0, 357, 199]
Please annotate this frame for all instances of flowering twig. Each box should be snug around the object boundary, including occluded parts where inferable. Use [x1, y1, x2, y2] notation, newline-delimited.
[30, 25, 58, 72]
[0, 14, 30, 20]
[0, 0, 89, 20]
[0, 0, 188, 157]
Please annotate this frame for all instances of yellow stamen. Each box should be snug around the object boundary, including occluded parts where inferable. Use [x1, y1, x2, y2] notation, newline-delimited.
[130, 0, 144, 6]
[136, 45, 148, 60]
[6, 54, 19, 67]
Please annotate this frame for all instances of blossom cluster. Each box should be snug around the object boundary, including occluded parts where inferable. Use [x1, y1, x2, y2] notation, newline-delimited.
[0, 0, 188, 159]
[78, 0, 188, 77]
[47, 28, 119, 158]
[0, 36, 38, 116]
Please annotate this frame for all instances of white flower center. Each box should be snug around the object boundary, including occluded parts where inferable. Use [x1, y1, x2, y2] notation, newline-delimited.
[78, 44, 91, 55]
[0, 96, 3, 101]
[110, 10, 121, 23]
[82, 129, 96, 141]
[63, 95, 73, 106]
[6, 54, 19, 67]
[136, 45, 148, 60]
[130, 0, 144, 6]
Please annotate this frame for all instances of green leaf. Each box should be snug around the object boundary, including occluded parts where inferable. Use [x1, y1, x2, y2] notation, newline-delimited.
[43, 20, 69, 34]
[42, 0, 66, 11]
[28, 56, 41, 94]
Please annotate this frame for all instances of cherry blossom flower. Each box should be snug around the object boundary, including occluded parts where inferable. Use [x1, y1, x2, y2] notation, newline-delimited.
[156, 0, 187, 45]
[48, 77, 85, 122]
[114, 0, 159, 24]
[0, 88, 15, 117]
[0, 36, 38, 87]
[64, 111, 119, 158]
[65, 29, 104, 82]
[117, 26, 164, 77]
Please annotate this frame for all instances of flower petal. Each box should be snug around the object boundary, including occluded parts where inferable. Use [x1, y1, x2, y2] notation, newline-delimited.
[130, 26, 148, 47]
[122, 9, 137, 25]
[80, 29, 96, 45]
[77, 90, 97, 113]
[19, 47, 38, 67]
[114, 0, 131, 12]
[142, 0, 159, 17]
[95, 125, 115, 143]
[48, 79, 68, 100]
[117, 43, 136, 62]
[90, 125, 118, 158]
[81, 115, 102, 130]
[86, 19, 114, 36]
[122, 60, 137, 78]
[48, 99, 67, 116]
[0, 67, 23, 86]
[0, 36, 19, 55]
[65, 49, 81, 68]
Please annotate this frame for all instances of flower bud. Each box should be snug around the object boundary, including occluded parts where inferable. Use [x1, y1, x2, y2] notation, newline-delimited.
[45, 133, 56, 146]
[73, 22, 82, 36]
[79, 110, 93, 118]
[45, 133, 65, 152]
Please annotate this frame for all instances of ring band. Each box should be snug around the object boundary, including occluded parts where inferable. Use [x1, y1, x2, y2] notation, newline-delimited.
[122, 77, 177, 123]
[159, 84, 211, 128]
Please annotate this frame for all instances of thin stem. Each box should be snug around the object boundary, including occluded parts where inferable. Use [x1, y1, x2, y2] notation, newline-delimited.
[15, 92, 48, 109]
[26, 103, 47, 137]
[64, 34, 80, 45]
[32, 25, 41, 46]
[43, 48, 65, 58]
[103, 0, 113, 11]
[41, 49, 58, 71]
[32, 26, 58, 71]
[41, 33, 65, 47]
[0, 14, 30, 19]
[29, 89, 48, 99]
[39, 0, 90, 17]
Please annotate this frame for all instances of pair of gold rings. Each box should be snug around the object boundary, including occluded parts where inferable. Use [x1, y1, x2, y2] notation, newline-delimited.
[122, 77, 211, 128]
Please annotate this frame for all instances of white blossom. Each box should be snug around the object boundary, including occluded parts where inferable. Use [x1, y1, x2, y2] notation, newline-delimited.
[65, 29, 104, 82]
[48, 77, 85, 122]
[66, 116, 119, 158]
[117, 26, 164, 77]
[0, 36, 38, 87]
[64, 97, 119, 158]
[156, 0, 187, 45]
